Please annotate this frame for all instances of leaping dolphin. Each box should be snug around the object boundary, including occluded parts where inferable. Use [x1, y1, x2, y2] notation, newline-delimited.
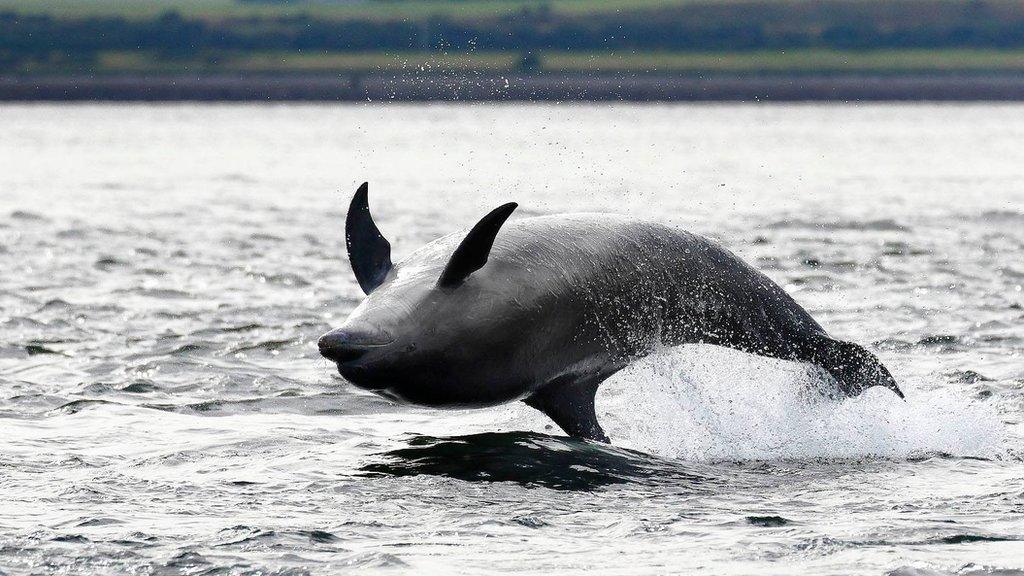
[319, 183, 903, 443]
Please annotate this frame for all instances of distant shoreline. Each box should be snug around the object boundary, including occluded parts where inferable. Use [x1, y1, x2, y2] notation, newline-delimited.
[5, 73, 1024, 102]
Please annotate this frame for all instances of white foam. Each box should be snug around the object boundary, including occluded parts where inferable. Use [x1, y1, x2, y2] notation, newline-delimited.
[495, 346, 1006, 462]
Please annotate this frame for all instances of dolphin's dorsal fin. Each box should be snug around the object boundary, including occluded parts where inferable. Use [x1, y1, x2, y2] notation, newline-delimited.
[346, 182, 393, 294]
[437, 202, 517, 288]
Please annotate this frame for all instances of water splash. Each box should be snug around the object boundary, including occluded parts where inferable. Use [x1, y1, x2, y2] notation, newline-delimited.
[500, 346, 1005, 462]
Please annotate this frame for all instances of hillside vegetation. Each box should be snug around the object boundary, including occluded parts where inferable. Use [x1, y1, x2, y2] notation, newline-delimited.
[4, 0, 1024, 74]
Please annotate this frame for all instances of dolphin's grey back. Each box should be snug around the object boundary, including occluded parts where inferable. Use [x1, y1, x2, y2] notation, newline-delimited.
[478, 213, 827, 363]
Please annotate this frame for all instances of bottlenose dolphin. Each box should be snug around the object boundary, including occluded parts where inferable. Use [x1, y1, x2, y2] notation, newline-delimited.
[319, 183, 903, 443]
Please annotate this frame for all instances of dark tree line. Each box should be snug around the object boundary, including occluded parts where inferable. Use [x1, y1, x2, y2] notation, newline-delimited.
[4, 0, 1024, 72]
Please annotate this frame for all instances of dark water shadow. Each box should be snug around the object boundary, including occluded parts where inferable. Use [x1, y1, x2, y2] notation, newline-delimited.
[359, 431, 716, 492]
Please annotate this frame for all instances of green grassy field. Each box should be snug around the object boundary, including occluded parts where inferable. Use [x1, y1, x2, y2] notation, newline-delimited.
[90, 51, 522, 73]
[23, 49, 1024, 75]
[0, 0, 741, 21]
[545, 49, 1024, 72]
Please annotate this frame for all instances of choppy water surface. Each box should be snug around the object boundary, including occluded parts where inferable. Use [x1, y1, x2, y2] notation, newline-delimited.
[1, 103, 1023, 574]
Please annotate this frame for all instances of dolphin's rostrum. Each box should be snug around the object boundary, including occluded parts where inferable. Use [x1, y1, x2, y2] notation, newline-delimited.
[320, 183, 904, 443]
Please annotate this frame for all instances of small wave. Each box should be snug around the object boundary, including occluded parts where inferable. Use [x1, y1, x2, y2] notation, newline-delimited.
[56, 228, 92, 239]
[768, 218, 910, 232]
[114, 288, 194, 300]
[881, 240, 931, 256]
[9, 210, 49, 222]
[978, 209, 1024, 223]
[917, 334, 961, 347]
[51, 534, 89, 543]
[36, 298, 73, 312]
[76, 517, 123, 527]
[108, 532, 159, 549]
[890, 567, 1024, 576]
[94, 182, 128, 190]
[935, 534, 1020, 544]
[79, 383, 115, 395]
[53, 399, 121, 415]
[249, 232, 285, 242]
[120, 380, 161, 393]
[231, 339, 295, 354]
[191, 323, 264, 337]
[94, 256, 130, 271]
[873, 336, 966, 353]
[874, 338, 914, 351]
[247, 271, 311, 287]
[1, 316, 47, 329]
[143, 399, 250, 414]
[161, 551, 209, 570]
[303, 530, 340, 543]
[215, 526, 278, 547]
[747, 515, 791, 527]
[336, 551, 408, 569]
[25, 344, 63, 356]
[141, 391, 389, 416]
[947, 370, 994, 384]
[168, 343, 212, 356]
[511, 516, 548, 528]
[215, 173, 258, 183]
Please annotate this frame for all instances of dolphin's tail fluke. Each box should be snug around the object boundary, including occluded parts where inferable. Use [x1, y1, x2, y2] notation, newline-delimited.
[803, 335, 905, 399]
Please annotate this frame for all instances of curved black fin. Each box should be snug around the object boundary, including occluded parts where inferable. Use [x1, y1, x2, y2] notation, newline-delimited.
[525, 371, 612, 443]
[437, 202, 517, 288]
[345, 182, 393, 294]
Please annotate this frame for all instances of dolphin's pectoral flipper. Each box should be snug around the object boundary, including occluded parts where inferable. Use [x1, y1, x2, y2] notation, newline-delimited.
[524, 372, 611, 443]
[346, 183, 393, 295]
[797, 334, 904, 399]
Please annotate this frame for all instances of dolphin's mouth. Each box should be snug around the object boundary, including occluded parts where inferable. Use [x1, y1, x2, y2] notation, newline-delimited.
[324, 340, 394, 363]
[334, 360, 392, 392]
[318, 328, 397, 392]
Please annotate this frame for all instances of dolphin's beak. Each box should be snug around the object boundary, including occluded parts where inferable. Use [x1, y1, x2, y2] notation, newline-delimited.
[317, 328, 394, 364]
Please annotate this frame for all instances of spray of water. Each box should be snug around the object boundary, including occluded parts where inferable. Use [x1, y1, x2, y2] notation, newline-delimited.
[496, 346, 1005, 462]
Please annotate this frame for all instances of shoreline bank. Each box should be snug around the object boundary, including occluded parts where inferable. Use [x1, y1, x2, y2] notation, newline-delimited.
[5, 73, 1024, 102]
